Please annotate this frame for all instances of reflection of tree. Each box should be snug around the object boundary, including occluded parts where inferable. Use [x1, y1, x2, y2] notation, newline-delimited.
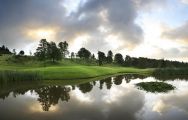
[124, 75, 131, 83]
[92, 81, 96, 86]
[113, 76, 124, 85]
[99, 80, 105, 89]
[35, 86, 71, 111]
[99, 77, 113, 90]
[0, 81, 41, 100]
[78, 82, 93, 93]
[105, 77, 112, 89]
[124, 74, 147, 83]
[0, 92, 10, 100]
[0, 87, 32, 100]
[13, 89, 28, 97]
[72, 85, 75, 90]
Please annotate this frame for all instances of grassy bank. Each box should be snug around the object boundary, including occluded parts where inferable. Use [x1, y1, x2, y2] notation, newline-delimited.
[0, 66, 151, 81]
[31, 66, 151, 80]
[0, 55, 151, 81]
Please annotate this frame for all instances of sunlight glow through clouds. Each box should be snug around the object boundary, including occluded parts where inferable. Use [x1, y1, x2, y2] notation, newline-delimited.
[25, 28, 58, 41]
[69, 35, 90, 52]
[105, 35, 123, 50]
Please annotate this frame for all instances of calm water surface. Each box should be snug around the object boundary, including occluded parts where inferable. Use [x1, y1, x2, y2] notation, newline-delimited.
[0, 75, 188, 120]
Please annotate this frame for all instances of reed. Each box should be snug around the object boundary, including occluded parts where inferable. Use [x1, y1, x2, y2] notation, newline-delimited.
[0, 70, 42, 83]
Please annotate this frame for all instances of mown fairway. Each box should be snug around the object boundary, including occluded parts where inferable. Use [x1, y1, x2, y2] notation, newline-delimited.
[27, 66, 150, 80]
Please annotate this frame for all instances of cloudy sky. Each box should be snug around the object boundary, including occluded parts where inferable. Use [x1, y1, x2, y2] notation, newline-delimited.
[1, 0, 188, 61]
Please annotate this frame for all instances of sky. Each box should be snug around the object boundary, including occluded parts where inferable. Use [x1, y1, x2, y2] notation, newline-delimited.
[1, 0, 188, 61]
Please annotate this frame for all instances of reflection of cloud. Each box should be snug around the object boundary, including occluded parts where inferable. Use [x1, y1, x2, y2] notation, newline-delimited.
[153, 100, 170, 113]
[57, 83, 145, 120]
[71, 88, 94, 103]
[153, 90, 188, 114]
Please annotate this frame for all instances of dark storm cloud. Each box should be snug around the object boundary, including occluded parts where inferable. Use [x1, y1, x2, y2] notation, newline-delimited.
[74, 0, 143, 50]
[0, 0, 168, 52]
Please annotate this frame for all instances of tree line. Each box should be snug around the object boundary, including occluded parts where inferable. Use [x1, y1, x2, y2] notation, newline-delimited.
[0, 45, 11, 55]
[1, 39, 188, 68]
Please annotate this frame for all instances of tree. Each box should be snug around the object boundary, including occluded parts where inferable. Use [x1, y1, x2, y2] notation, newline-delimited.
[13, 49, 16, 55]
[19, 50, 24, 56]
[125, 55, 132, 66]
[1, 45, 5, 51]
[47, 42, 61, 62]
[106, 50, 113, 63]
[114, 53, 124, 65]
[91, 54, 95, 60]
[0, 45, 11, 54]
[71, 52, 75, 59]
[35, 39, 48, 60]
[58, 41, 69, 58]
[98, 51, 106, 66]
[77, 48, 91, 59]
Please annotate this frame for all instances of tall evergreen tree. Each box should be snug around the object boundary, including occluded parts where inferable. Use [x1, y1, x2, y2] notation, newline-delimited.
[98, 51, 106, 66]
[107, 50, 113, 63]
[35, 39, 48, 60]
[58, 41, 69, 58]
[71, 52, 75, 59]
[47, 42, 61, 62]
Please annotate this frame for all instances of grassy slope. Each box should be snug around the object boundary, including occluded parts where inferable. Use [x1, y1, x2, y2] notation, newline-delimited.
[0, 55, 152, 80]
[28, 66, 151, 80]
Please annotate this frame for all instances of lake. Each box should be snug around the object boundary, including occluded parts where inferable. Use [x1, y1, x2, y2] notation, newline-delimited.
[0, 74, 188, 120]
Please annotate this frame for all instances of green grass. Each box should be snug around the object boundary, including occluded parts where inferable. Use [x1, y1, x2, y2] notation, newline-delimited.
[34, 66, 151, 80]
[0, 66, 150, 80]
[0, 55, 151, 81]
[136, 82, 175, 93]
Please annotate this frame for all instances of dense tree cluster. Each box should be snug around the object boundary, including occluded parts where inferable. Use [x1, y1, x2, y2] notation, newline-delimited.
[98, 51, 106, 66]
[114, 53, 124, 65]
[34, 39, 68, 62]
[77, 48, 91, 59]
[0, 45, 11, 55]
[124, 56, 188, 68]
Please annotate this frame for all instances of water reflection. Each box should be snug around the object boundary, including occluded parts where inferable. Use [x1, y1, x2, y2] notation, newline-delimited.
[77, 82, 93, 93]
[35, 86, 71, 111]
[0, 74, 188, 120]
